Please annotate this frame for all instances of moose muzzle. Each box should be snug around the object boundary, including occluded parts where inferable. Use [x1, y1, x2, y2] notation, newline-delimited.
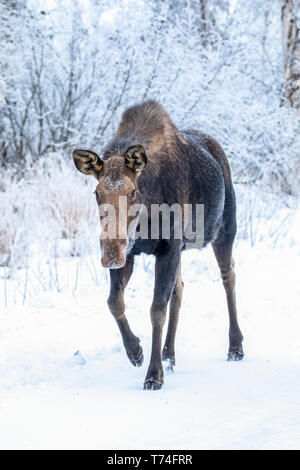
[100, 239, 128, 269]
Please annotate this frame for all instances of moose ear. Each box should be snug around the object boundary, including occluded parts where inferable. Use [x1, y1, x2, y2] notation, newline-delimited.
[72, 149, 103, 178]
[124, 145, 147, 173]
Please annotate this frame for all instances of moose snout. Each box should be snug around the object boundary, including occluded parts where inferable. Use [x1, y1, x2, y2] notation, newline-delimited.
[100, 239, 128, 269]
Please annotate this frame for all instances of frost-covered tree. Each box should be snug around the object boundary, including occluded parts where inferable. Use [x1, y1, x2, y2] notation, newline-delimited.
[0, 0, 299, 194]
[0, 0, 28, 166]
[281, 0, 300, 111]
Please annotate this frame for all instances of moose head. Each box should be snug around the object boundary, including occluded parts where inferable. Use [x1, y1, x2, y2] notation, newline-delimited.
[73, 145, 147, 269]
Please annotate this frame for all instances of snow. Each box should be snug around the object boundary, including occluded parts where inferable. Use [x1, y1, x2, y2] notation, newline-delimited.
[0, 210, 300, 450]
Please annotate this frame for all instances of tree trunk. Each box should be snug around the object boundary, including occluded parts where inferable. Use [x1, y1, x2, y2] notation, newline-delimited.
[281, 0, 300, 112]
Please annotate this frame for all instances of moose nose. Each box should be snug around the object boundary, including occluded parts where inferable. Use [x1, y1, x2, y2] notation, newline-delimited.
[101, 255, 126, 269]
[100, 239, 128, 269]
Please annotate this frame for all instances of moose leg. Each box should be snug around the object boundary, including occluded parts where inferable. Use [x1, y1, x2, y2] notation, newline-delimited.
[144, 243, 181, 390]
[108, 254, 143, 367]
[162, 258, 183, 371]
[212, 238, 244, 361]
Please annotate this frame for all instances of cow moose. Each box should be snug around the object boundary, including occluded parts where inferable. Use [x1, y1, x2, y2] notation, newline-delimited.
[72, 100, 244, 390]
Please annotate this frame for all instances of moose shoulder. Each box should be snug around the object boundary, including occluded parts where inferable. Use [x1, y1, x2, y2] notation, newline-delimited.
[72, 100, 244, 390]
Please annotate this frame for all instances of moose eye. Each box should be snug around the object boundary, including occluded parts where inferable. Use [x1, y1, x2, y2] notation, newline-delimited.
[130, 189, 137, 199]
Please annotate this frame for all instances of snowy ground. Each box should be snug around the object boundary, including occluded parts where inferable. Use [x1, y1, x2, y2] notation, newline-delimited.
[0, 210, 300, 450]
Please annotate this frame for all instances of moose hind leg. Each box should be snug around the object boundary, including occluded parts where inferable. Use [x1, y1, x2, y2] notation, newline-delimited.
[108, 255, 143, 367]
[162, 258, 183, 371]
[212, 238, 244, 361]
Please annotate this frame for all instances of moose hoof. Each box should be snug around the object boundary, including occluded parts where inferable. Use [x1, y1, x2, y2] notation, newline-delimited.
[143, 378, 163, 391]
[133, 352, 144, 368]
[227, 347, 244, 362]
[127, 346, 144, 368]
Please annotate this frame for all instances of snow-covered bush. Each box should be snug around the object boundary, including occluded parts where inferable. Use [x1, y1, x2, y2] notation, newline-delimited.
[236, 186, 296, 247]
[0, 154, 99, 269]
[26, 155, 99, 257]
[0, 177, 29, 270]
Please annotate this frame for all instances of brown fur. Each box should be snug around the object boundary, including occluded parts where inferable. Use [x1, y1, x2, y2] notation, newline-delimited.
[115, 101, 178, 158]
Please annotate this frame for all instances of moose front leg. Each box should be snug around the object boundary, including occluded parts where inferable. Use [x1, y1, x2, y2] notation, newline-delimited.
[108, 255, 143, 367]
[144, 243, 181, 390]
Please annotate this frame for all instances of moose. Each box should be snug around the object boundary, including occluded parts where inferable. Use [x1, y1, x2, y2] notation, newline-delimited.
[72, 101, 244, 390]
